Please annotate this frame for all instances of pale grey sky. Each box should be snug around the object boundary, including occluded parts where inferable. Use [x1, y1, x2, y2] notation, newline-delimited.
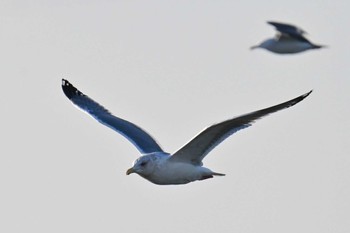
[0, 1, 349, 233]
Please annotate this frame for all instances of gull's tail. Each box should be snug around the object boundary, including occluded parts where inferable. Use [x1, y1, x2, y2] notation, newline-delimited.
[311, 43, 328, 49]
[212, 172, 225, 176]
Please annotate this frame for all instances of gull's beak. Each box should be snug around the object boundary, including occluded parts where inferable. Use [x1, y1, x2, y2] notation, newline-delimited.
[250, 45, 259, 50]
[126, 167, 135, 175]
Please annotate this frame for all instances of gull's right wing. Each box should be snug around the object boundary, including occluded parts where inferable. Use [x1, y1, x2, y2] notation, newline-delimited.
[62, 79, 164, 154]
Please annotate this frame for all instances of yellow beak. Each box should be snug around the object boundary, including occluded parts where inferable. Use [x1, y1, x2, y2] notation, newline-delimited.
[126, 167, 135, 175]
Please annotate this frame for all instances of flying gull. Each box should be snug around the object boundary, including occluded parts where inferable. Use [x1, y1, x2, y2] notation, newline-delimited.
[62, 79, 312, 185]
[251, 21, 325, 54]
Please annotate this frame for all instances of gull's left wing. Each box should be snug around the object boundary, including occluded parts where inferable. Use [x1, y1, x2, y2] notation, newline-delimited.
[267, 21, 311, 43]
[170, 91, 312, 165]
[62, 79, 164, 154]
[268, 21, 306, 36]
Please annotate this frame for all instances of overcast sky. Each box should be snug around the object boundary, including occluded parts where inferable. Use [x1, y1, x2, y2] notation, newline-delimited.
[0, 1, 349, 233]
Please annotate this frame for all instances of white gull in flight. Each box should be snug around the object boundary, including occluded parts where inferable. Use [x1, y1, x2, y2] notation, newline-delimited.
[251, 21, 325, 54]
[62, 79, 312, 185]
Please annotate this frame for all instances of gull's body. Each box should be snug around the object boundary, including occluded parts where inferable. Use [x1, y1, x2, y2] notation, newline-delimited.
[134, 152, 217, 185]
[62, 79, 312, 185]
[251, 21, 325, 54]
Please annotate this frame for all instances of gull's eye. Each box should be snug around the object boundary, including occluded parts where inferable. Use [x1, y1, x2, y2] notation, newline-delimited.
[140, 161, 147, 167]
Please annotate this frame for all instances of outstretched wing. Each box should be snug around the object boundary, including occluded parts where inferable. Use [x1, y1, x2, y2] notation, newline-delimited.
[170, 91, 312, 165]
[62, 79, 164, 154]
[268, 21, 310, 43]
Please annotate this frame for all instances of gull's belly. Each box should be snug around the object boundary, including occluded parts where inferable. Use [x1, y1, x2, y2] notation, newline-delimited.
[149, 162, 212, 185]
[270, 41, 311, 53]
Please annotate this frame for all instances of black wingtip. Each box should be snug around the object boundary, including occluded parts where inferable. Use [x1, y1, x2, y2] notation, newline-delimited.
[267, 21, 284, 27]
[61, 79, 84, 99]
[292, 90, 312, 106]
[303, 90, 313, 99]
[267, 21, 295, 28]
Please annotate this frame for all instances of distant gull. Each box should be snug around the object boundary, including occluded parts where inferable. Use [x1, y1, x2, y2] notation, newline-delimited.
[251, 21, 325, 54]
[62, 79, 312, 185]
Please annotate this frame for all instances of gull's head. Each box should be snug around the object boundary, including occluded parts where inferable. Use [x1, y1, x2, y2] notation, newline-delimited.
[250, 39, 275, 51]
[126, 155, 156, 176]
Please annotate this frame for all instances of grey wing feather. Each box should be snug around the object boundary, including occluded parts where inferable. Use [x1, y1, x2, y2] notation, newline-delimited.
[62, 79, 163, 154]
[170, 91, 312, 165]
[268, 21, 310, 43]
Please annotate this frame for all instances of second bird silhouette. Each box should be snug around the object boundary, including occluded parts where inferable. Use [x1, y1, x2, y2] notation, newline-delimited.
[251, 21, 326, 54]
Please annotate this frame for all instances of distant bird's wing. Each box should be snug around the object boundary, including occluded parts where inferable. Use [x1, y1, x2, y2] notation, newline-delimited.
[268, 21, 310, 42]
[62, 79, 164, 154]
[170, 91, 312, 165]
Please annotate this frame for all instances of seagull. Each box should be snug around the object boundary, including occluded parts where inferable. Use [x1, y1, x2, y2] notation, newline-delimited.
[251, 21, 325, 54]
[62, 79, 312, 185]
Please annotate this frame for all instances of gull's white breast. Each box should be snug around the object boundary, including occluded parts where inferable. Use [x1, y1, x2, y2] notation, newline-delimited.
[146, 159, 213, 185]
[264, 39, 312, 54]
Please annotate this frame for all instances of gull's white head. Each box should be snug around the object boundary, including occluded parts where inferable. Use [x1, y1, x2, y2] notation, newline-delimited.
[126, 155, 157, 177]
[250, 38, 276, 51]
